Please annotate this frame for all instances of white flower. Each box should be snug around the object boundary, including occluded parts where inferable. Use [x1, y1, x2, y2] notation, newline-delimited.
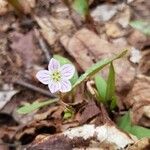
[36, 58, 75, 93]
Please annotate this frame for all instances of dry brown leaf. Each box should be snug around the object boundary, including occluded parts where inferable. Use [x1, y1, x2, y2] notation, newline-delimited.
[9, 31, 41, 68]
[75, 101, 100, 124]
[34, 16, 57, 46]
[60, 28, 135, 92]
[128, 30, 147, 49]
[127, 138, 150, 150]
[126, 75, 150, 127]
[0, 0, 12, 15]
[105, 23, 126, 38]
[139, 49, 150, 75]
[27, 124, 135, 150]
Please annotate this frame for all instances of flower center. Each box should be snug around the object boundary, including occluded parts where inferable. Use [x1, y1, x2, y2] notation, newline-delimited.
[51, 71, 61, 82]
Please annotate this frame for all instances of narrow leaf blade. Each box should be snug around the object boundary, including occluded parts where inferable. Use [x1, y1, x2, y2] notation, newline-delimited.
[95, 75, 107, 102]
[17, 99, 58, 114]
[73, 50, 127, 89]
[105, 63, 115, 102]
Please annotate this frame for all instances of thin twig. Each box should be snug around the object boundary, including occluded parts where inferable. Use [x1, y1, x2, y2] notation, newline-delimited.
[34, 28, 51, 62]
[13, 79, 56, 98]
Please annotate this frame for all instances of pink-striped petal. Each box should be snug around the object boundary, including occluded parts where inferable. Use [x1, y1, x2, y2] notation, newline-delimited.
[60, 64, 75, 80]
[36, 70, 51, 85]
[60, 80, 72, 93]
[48, 82, 60, 93]
[48, 58, 60, 71]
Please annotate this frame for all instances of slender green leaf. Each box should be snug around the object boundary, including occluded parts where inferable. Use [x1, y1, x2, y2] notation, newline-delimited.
[73, 50, 127, 89]
[72, 0, 89, 17]
[130, 20, 150, 36]
[105, 63, 115, 102]
[17, 99, 58, 114]
[54, 55, 78, 85]
[117, 112, 150, 139]
[95, 75, 107, 102]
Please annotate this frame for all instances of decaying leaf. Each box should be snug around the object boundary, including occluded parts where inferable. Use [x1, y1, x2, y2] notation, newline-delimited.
[0, 85, 18, 110]
[126, 75, 150, 127]
[0, 0, 12, 15]
[9, 31, 41, 68]
[91, 4, 117, 22]
[7, 0, 35, 14]
[61, 28, 135, 92]
[127, 138, 150, 150]
[75, 101, 100, 124]
[139, 49, 150, 74]
[27, 124, 135, 149]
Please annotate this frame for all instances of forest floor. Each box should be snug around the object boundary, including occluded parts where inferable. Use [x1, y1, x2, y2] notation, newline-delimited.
[0, 0, 150, 149]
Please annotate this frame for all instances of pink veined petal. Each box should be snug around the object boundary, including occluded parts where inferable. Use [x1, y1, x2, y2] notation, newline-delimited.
[36, 70, 51, 85]
[48, 58, 60, 71]
[48, 82, 61, 93]
[60, 80, 72, 93]
[60, 64, 75, 80]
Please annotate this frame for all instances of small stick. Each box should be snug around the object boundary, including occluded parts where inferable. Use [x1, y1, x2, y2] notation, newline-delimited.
[13, 79, 55, 98]
[34, 28, 51, 62]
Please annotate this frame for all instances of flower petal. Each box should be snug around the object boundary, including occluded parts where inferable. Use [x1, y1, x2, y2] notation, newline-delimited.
[36, 70, 51, 85]
[60, 64, 75, 79]
[48, 58, 60, 71]
[48, 82, 60, 93]
[60, 80, 72, 93]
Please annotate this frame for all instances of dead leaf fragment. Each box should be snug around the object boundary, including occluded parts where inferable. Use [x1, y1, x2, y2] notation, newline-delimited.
[76, 101, 100, 124]
[0, 84, 18, 110]
[34, 16, 57, 46]
[127, 138, 150, 150]
[0, 0, 12, 15]
[126, 75, 150, 127]
[9, 31, 41, 68]
[27, 124, 135, 150]
[61, 28, 135, 92]
[91, 4, 117, 22]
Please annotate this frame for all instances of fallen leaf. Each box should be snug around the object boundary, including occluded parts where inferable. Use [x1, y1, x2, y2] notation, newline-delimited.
[130, 47, 142, 64]
[139, 49, 150, 75]
[76, 101, 100, 124]
[60, 28, 135, 92]
[0, 0, 12, 15]
[126, 75, 150, 127]
[27, 124, 135, 149]
[105, 23, 126, 38]
[91, 4, 117, 22]
[34, 16, 57, 46]
[9, 31, 42, 68]
[0, 87, 18, 110]
[128, 30, 147, 49]
[127, 138, 150, 150]
[7, 0, 35, 14]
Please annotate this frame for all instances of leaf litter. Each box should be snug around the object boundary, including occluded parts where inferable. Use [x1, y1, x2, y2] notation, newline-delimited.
[0, 0, 150, 149]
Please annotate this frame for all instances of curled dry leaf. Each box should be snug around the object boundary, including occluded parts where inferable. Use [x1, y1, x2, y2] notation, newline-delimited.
[60, 28, 135, 92]
[126, 75, 150, 127]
